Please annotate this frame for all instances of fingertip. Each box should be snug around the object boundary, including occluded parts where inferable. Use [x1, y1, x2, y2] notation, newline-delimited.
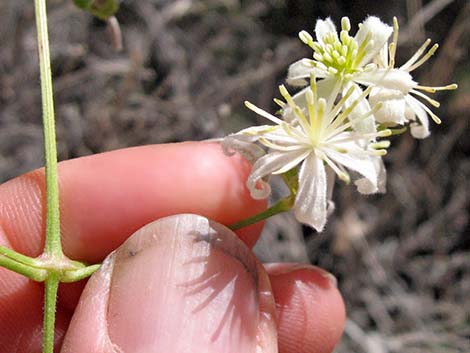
[266, 264, 345, 353]
[63, 215, 277, 353]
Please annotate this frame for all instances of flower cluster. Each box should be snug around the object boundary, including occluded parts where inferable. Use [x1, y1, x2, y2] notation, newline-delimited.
[223, 16, 457, 231]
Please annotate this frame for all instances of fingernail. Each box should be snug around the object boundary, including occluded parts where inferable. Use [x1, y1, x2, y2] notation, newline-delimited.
[106, 214, 277, 353]
[265, 263, 337, 288]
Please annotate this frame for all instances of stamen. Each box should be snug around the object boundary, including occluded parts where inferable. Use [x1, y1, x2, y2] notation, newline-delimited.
[341, 17, 351, 32]
[319, 151, 351, 183]
[306, 89, 317, 128]
[310, 72, 318, 102]
[378, 129, 392, 137]
[281, 122, 309, 142]
[327, 86, 373, 133]
[328, 67, 338, 74]
[279, 85, 295, 108]
[370, 140, 391, 149]
[389, 17, 399, 67]
[313, 53, 324, 62]
[419, 102, 442, 124]
[388, 127, 408, 135]
[370, 149, 387, 156]
[388, 42, 396, 68]
[258, 138, 305, 152]
[245, 101, 284, 125]
[400, 38, 431, 70]
[299, 31, 314, 48]
[325, 85, 355, 126]
[273, 98, 286, 108]
[410, 89, 440, 107]
[294, 106, 312, 133]
[415, 83, 458, 93]
[330, 129, 391, 144]
[329, 101, 382, 136]
[354, 32, 371, 67]
[405, 44, 439, 72]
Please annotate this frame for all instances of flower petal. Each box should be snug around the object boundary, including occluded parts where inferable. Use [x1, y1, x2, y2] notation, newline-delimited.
[369, 87, 407, 125]
[343, 82, 376, 135]
[324, 142, 379, 188]
[287, 59, 326, 86]
[326, 167, 336, 216]
[247, 149, 309, 199]
[405, 95, 430, 139]
[294, 154, 328, 232]
[222, 131, 266, 163]
[355, 16, 393, 66]
[374, 43, 389, 68]
[354, 157, 386, 194]
[355, 68, 416, 94]
[315, 18, 337, 44]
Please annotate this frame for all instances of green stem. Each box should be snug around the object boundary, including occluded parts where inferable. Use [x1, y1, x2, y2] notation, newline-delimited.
[43, 273, 60, 353]
[35, 0, 62, 259]
[0, 245, 41, 266]
[0, 256, 47, 281]
[229, 196, 294, 231]
[61, 264, 101, 283]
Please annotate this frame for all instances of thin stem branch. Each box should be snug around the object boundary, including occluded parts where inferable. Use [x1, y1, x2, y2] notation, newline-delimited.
[43, 274, 60, 353]
[0, 245, 41, 266]
[229, 196, 294, 231]
[35, 0, 62, 259]
[0, 256, 47, 282]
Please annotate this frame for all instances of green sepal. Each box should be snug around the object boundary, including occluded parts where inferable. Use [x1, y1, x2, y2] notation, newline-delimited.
[73, 0, 119, 20]
[281, 167, 299, 196]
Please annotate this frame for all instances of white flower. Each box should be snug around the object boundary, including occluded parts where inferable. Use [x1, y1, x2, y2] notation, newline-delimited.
[287, 16, 414, 135]
[223, 81, 391, 231]
[370, 17, 458, 138]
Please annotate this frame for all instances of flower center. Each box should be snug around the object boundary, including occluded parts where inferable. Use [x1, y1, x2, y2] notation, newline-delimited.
[300, 18, 370, 78]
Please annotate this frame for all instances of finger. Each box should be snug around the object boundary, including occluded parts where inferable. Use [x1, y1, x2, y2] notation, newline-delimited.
[0, 142, 266, 263]
[266, 264, 345, 353]
[0, 142, 266, 351]
[61, 215, 277, 353]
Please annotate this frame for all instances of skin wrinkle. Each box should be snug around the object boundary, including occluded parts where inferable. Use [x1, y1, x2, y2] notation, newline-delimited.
[0, 171, 45, 257]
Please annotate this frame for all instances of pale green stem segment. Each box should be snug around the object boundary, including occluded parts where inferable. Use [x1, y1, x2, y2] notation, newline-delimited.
[61, 264, 102, 283]
[35, 0, 63, 260]
[229, 196, 294, 231]
[43, 273, 60, 353]
[34, 0, 62, 351]
[0, 245, 41, 266]
[0, 255, 47, 282]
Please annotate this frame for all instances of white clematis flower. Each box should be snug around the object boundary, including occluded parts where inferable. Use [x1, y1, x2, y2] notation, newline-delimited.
[370, 17, 458, 138]
[223, 81, 391, 231]
[287, 16, 415, 135]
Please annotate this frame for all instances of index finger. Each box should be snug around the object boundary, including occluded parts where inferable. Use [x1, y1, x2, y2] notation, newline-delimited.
[0, 142, 266, 263]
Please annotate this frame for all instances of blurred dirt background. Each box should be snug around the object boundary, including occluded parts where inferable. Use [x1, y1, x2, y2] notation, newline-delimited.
[0, 0, 469, 352]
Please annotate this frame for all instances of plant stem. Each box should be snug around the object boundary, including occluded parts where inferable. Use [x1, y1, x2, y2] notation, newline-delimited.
[43, 273, 60, 353]
[229, 196, 294, 231]
[0, 245, 41, 266]
[0, 256, 47, 281]
[35, 0, 63, 259]
[35, 1, 63, 352]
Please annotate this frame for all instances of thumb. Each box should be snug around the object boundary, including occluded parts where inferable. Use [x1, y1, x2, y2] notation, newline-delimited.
[60, 214, 277, 353]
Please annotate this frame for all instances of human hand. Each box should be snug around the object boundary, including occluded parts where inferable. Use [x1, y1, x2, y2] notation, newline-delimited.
[0, 142, 345, 353]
